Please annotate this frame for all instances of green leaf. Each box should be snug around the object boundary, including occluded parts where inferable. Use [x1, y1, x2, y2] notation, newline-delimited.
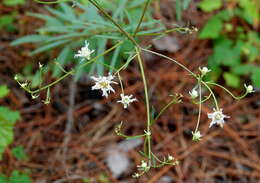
[199, 17, 223, 39]
[53, 46, 72, 77]
[12, 146, 28, 160]
[223, 72, 240, 88]
[199, 0, 222, 12]
[0, 85, 10, 98]
[251, 68, 260, 87]
[3, 0, 25, 6]
[11, 35, 50, 46]
[0, 15, 15, 29]
[9, 171, 32, 183]
[30, 39, 71, 55]
[232, 64, 254, 75]
[0, 107, 20, 160]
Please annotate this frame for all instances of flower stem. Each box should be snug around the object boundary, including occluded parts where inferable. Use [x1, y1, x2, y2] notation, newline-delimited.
[136, 47, 151, 162]
[133, 0, 152, 37]
[88, 0, 139, 47]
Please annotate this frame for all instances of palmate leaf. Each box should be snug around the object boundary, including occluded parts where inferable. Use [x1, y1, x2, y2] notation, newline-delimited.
[0, 107, 20, 160]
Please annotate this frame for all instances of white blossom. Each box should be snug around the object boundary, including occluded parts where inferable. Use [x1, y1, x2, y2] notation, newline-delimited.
[137, 160, 148, 169]
[75, 41, 94, 60]
[167, 155, 174, 161]
[200, 67, 211, 75]
[189, 89, 198, 99]
[244, 84, 254, 93]
[91, 74, 117, 98]
[208, 108, 230, 128]
[117, 94, 137, 109]
[192, 131, 202, 141]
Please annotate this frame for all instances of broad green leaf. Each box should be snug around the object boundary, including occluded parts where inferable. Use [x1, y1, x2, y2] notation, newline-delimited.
[11, 35, 50, 46]
[251, 68, 260, 87]
[223, 72, 240, 88]
[232, 64, 254, 75]
[0, 107, 20, 160]
[0, 85, 10, 98]
[199, 0, 222, 12]
[199, 17, 223, 39]
[9, 171, 32, 183]
[12, 146, 28, 160]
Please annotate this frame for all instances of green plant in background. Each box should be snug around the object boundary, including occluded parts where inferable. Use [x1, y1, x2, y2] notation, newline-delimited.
[199, 0, 260, 88]
[0, 170, 32, 183]
[11, 0, 165, 81]
[0, 85, 20, 160]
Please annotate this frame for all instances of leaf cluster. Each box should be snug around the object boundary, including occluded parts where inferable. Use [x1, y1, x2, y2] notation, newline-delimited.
[199, 0, 260, 87]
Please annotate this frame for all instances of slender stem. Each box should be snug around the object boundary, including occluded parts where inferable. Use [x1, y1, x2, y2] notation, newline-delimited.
[136, 47, 151, 161]
[142, 48, 197, 78]
[88, 0, 139, 47]
[201, 81, 219, 110]
[195, 80, 202, 132]
[137, 27, 189, 36]
[133, 0, 151, 37]
[154, 99, 177, 122]
[194, 93, 212, 104]
[206, 82, 248, 100]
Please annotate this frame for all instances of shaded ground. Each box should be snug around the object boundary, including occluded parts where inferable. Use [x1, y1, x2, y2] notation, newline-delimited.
[0, 1, 260, 183]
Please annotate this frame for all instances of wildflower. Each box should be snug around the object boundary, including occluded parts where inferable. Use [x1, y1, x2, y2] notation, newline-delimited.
[192, 131, 202, 141]
[189, 89, 198, 99]
[75, 41, 94, 60]
[144, 130, 151, 136]
[208, 108, 230, 128]
[117, 94, 137, 108]
[91, 74, 117, 98]
[14, 75, 18, 80]
[200, 67, 211, 76]
[167, 155, 174, 161]
[244, 84, 254, 93]
[137, 160, 149, 171]
[39, 62, 43, 68]
[132, 173, 140, 178]
[31, 94, 39, 99]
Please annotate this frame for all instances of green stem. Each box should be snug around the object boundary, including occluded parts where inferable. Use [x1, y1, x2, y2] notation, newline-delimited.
[136, 47, 151, 162]
[133, 0, 151, 37]
[33, 0, 69, 4]
[141, 48, 197, 77]
[88, 0, 139, 47]
[201, 81, 219, 110]
[206, 82, 248, 100]
[153, 99, 177, 122]
[137, 27, 189, 36]
[195, 80, 202, 132]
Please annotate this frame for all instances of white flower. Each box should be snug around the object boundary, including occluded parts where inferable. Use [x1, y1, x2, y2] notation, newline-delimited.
[137, 160, 148, 169]
[39, 62, 43, 68]
[132, 173, 140, 178]
[189, 89, 198, 99]
[168, 155, 174, 161]
[192, 131, 202, 141]
[244, 84, 254, 93]
[208, 108, 230, 128]
[91, 74, 117, 97]
[117, 94, 137, 108]
[75, 41, 94, 60]
[200, 67, 211, 75]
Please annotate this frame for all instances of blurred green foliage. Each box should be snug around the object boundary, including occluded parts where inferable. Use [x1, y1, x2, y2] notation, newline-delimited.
[3, 0, 25, 6]
[199, 0, 260, 88]
[0, 171, 32, 183]
[0, 85, 20, 160]
[12, 0, 164, 82]
[12, 146, 28, 160]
